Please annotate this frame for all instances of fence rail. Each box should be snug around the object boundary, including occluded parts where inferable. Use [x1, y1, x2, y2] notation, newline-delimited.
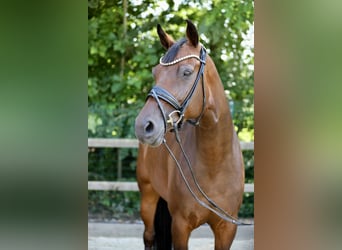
[88, 138, 254, 150]
[88, 181, 254, 193]
[88, 138, 254, 193]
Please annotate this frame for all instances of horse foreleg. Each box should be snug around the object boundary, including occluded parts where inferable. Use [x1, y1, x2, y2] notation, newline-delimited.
[171, 216, 192, 250]
[211, 220, 237, 250]
[140, 184, 159, 250]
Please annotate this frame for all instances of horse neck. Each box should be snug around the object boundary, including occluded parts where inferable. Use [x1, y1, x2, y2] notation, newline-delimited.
[195, 59, 236, 163]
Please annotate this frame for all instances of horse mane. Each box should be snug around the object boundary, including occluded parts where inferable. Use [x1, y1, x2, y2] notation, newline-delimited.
[161, 38, 187, 64]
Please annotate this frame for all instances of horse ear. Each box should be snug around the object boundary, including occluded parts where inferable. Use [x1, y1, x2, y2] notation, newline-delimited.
[186, 20, 199, 47]
[157, 24, 174, 50]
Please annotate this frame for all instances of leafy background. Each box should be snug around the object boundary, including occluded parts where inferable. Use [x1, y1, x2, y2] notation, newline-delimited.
[88, 0, 254, 220]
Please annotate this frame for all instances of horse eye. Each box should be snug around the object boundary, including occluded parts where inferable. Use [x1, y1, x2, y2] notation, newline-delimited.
[183, 69, 193, 77]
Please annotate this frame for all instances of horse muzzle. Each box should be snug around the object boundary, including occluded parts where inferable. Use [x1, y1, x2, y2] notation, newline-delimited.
[135, 102, 166, 147]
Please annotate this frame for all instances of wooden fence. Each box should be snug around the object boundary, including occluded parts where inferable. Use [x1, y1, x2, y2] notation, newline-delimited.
[88, 138, 254, 193]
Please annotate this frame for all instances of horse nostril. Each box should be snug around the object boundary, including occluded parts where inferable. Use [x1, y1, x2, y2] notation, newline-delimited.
[144, 121, 154, 134]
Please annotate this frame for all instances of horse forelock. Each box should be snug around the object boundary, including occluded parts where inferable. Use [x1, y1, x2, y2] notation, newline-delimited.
[161, 38, 187, 64]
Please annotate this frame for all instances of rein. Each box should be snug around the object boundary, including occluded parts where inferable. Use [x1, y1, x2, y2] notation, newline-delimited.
[148, 45, 252, 226]
[163, 123, 252, 226]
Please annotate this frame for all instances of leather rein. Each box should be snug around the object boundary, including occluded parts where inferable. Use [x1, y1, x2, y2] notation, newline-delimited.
[147, 46, 251, 225]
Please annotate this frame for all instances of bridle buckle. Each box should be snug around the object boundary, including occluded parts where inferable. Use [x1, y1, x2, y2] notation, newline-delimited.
[167, 110, 183, 127]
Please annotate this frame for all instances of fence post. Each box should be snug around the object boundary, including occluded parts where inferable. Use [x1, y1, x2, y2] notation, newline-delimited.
[117, 148, 122, 180]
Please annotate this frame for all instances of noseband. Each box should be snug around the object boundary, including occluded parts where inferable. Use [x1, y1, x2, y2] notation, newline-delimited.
[148, 46, 207, 132]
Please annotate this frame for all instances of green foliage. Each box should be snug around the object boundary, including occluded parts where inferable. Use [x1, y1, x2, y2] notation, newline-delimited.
[89, 191, 141, 220]
[88, 0, 254, 139]
[88, 0, 254, 219]
[239, 150, 254, 217]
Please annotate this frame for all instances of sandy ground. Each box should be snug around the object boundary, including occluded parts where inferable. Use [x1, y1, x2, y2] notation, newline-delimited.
[88, 221, 254, 249]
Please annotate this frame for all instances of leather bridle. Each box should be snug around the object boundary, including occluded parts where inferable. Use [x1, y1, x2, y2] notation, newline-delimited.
[147, 46, 207, 132]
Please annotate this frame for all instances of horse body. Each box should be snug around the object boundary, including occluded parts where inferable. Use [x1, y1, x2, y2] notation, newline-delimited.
[135, 20, 244, 250]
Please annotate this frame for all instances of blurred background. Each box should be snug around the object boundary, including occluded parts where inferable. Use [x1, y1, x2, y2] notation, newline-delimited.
[1, 0, 341, 249]
[88, 0, 254, 221]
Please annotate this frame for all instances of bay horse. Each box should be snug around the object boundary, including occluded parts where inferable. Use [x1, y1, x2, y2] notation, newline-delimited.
[135, 20, 245, 250]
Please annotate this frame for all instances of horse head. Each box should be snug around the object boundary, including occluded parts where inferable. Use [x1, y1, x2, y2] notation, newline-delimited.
[135, 20, 208, 147]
